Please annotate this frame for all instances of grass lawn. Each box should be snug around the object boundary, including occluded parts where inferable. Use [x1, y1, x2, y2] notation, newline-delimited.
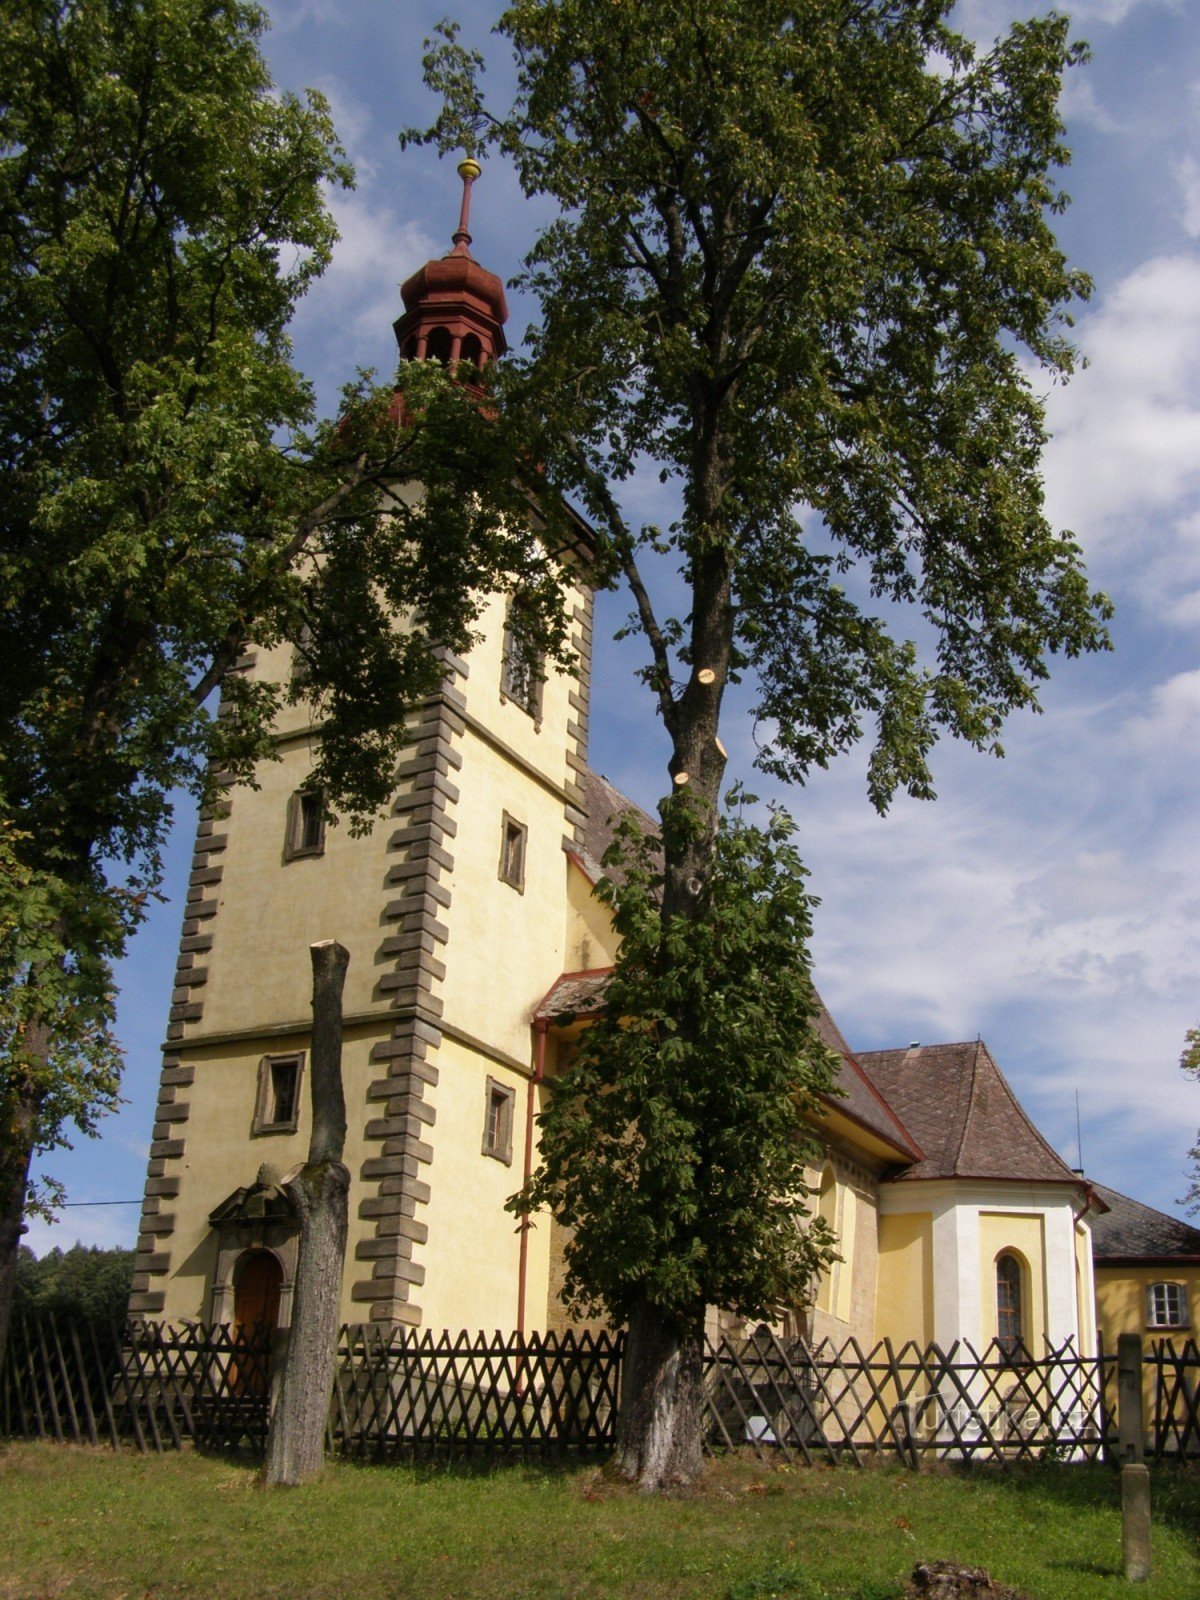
[2, 1443, 1199, 1600]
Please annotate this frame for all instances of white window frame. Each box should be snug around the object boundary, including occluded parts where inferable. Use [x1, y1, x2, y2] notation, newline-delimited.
[1146, 1281, 1189, 1330]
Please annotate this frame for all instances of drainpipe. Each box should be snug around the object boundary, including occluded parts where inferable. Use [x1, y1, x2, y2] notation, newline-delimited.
[516, 1020, 548, 1339]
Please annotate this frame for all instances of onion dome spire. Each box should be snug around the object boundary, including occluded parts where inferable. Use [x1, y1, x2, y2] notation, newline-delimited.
[393, 157, 508, 370]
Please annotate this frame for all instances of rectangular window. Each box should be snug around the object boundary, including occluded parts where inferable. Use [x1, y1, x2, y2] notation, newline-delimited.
[252, 1052, 305, 1135]
[285, 789, 325, 859]
[500, 607, 543, 722]
[498, 813, 527, 893]
[1147, 1282, 1189, 1329]
[290, 621, 315, 690]
[481, 1077, 515, 1165]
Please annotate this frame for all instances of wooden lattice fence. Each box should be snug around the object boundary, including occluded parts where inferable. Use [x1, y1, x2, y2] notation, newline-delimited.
[330, 1326, 622, 1457]
[705, 1329, 1112, 1465]
[5, 1315, 1200, 1465]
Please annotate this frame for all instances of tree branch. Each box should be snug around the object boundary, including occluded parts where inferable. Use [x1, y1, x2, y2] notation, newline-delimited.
[563, 437, 677, 725]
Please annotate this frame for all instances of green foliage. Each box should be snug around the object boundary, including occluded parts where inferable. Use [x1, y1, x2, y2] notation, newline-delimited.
[0, 0, 576, 1215]
[1180, 1026, 1200, 1212]
[0, 815, 120, 1212]
[13, 1241, 134, 1325]
[512, 796, 839, 1326]
[419, 0, 1110, 806]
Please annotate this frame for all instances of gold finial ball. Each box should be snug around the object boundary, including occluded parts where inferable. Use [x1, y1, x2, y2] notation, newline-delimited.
[458, 156, 482, 182]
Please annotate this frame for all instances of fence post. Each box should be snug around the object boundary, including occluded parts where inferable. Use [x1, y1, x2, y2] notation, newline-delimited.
[1122, 1462, 1151, 1581]
[1118, 1334, 1150, 1583]
[1117, 1333, 1144, 1462]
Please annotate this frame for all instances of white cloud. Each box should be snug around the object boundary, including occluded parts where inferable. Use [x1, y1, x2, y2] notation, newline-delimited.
[1038, 254, 1200, 616]
[954, 0, 1169, 43]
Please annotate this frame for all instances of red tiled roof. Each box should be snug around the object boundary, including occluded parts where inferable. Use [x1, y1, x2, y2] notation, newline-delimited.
[855, 1040, 1081, 1185]
[532, 960, 921, 1160]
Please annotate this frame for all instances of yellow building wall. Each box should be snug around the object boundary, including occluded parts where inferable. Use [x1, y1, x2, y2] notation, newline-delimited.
[1075, 1224, 1096, 1354]
[978, 1212, 1046, 1352]
[809, 1154, 880, 1347]
[436, 732, 571, 1065]
[416, 1034, 552, 1333]
[565, 863, 621, 972]
[1095, 1264, 1200, 1348]
[197, 735, 398, 1033]
[158, 1021, 387, 1324]
[875, 1212, 933, 1348]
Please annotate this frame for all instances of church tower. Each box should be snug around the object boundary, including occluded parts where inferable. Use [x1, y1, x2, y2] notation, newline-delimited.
[128, 165, 599, 1335]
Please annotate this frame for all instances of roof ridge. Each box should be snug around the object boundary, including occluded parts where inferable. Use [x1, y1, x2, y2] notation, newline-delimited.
[831, 1047, 924, 1163]
[950, 1039, 982, 1175]
[977, 1039, 1077, 1181]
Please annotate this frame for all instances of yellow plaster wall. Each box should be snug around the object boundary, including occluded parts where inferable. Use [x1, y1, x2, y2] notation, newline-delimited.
[565, 864, 621, 972]
[458, 589, 584, 777]
[1095, 1264, 1200, 1348]
[1075, 1224, 1096, 1353]
[158, 1022, 387, 1324]
[809, 1156, 880, 1347]
[437, 733, 570, 1063]
[198, 738, 397, 1033]
[417, 1035, 550, 1333]
[978, 1212, 1046, 1351]
[875, 1212, 933, 1348]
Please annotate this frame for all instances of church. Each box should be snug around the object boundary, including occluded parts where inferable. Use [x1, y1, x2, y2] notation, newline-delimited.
[128, 167, 1199, 1364]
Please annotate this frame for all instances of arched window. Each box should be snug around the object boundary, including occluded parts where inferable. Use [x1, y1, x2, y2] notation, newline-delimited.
[460, 333, 483, 369]
[426, 325, 453, 364]
[996, 1252, 1024, 1360]
[815, 1165, 837, 1314]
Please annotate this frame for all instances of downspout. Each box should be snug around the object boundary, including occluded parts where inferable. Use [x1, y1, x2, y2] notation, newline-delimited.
[516, 1020, 548, 1338]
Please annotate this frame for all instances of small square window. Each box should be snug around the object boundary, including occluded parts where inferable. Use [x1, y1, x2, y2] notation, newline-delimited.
[285, 789, 325, 859]
[500, 607, 543, 722]
[498, 813, 527, 893]
[252, 1052, 305, 1135]
[1147, 1281, 1189, 1330]
[481, 1077, 515, 1165]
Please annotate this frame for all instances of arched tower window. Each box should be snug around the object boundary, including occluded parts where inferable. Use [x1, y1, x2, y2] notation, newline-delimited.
[996, 1252, 1024, 1360]
[460, 333, 483, 370]
[426, 325, 453, 364]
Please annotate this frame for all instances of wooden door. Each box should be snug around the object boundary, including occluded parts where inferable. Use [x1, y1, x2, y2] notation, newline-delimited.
[232, 1250, 282, 1395]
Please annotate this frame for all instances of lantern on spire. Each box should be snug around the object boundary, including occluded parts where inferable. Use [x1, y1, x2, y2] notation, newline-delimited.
[393, 158, 509, 373]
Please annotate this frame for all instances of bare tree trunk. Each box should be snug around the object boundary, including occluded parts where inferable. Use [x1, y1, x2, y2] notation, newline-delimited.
[614, 1297, 705, 1490]
[263, 939, 350, 1487]
[0, 1079, 40, 1363]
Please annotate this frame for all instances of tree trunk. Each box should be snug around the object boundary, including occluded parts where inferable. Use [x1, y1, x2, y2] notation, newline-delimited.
[263, 939, 350, 1487]
[614, 1296, 705, 1490]
[0, 1080, 39, 1363]
[0, 1018, 51, 1364]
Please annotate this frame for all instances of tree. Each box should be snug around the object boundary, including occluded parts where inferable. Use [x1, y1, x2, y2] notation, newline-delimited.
[513, 801, 840, 1485]
[1181, 1026, 1200, 1212]
[0, 0, 573, 1359]
[264, 940, 350, 1487]
[417, 0, 1112, 1487]
[13, 1241, 134, 1326]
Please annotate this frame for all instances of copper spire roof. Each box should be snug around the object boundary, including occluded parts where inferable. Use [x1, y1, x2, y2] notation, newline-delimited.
[393, 157, 508, 365]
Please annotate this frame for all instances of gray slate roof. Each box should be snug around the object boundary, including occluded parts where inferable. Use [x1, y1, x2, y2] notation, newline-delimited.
[856, 1040, 1081, 1186]
[571, 768, 661, 887]
[1089, 1183, 1200, 1262]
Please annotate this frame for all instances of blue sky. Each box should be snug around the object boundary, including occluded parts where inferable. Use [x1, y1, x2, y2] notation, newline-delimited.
[27, 0, 1200, 1251]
